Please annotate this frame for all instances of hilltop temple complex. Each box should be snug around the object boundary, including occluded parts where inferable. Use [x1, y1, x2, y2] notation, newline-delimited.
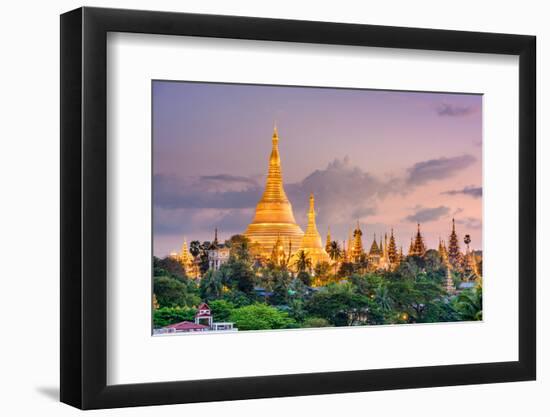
[170, 126, 481, 285]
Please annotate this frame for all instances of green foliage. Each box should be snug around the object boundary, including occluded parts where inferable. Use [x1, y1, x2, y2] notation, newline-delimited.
[199, 270, 223, 300]
[269, 269, 293, 305]
[313, 261, 331, 280]
[221, 258, 255, 294]
[208, 299, 236, 321]
[305, 283, 372, 326]
[302, 317, 332, 328]
[229, 304, 297, 330]
[452, 286, 482, 321]
[222, 290, 254, 307]
[338, 261, 354, 277]
[297, 271, 312, 286]
[153, 276, 200, 308]
[226, 234, 252, 262]
[294, 250, 312, 273]
[190, 240, 211, 274]
[153, 256, 187, 281]
[153, 237, 482, 331]
[153, 306, 196, 328]
[328, 241, 342, 262]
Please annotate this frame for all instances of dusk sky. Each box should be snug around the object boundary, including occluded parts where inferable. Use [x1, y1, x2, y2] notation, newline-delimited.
[153, 81, 482, 257]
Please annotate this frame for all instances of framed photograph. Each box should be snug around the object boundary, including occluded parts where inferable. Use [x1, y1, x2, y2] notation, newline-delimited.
[60, 6, 536, 409]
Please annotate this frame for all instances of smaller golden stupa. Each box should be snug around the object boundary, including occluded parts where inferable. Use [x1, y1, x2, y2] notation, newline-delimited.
[293, 193, 330, 266]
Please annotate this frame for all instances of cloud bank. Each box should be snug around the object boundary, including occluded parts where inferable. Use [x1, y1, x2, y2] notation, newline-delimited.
[436, 103, 477, 117]
[404, 206, 450, 223]
[455, 217, 482, 230]
[442, 185, 482, 198]
[406, 155, 476, 186]
[154, 154, 476, 238]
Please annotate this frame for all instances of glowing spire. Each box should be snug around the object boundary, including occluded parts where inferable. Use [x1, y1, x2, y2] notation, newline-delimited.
[387, 228, 398, 265]
[411, 223, 426, 256]
[369, 233, 380, 255]
[244, 126, 304, 256]
[325, 227, 332, 252]
[351, 221, 364, 261]
[448, 218, 461, 269]
[297, 193, 330, 266]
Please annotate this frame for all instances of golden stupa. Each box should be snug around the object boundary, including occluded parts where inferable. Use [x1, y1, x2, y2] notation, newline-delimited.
[244, 126, 304, 257]
[294, 193, 330, 266]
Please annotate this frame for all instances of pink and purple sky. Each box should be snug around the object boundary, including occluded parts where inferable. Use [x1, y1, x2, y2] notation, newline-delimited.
[153, 81, 482, 257]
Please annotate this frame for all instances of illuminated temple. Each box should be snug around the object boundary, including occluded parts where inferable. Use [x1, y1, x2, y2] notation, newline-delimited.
[293, 193, 330, 265]
[244, 126, 304, 256]
[170, 125, 482, 286]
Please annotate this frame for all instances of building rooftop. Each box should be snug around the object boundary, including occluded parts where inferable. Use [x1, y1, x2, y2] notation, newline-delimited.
[164, 321, 208, 331]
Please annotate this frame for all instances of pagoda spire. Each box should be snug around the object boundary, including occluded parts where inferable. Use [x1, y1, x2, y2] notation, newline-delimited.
[447, 218, 461, 269]
[325, 227, 332, 252]
[369, 233, 380, 255]
[387, 228, 398, 265]
[296, 193, 330, 266]
[351, 221, 364, 262]
[408, 237, 414, 256]
[411, 223, 426, 257]
[263, 125, 287, 202]
[244, 126, 304, 256]
[178, 236, 197, 277]
[210, 228, 219, 249]
[306, 194, 320, 238]
[347, 228, 353, 261]
[271, 233, 287, 266]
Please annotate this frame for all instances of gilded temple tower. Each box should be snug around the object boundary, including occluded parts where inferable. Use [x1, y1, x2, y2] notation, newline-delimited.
[244, 126, 304, 256]
[447, 218, 462, 269]
[295, 193, 330, 266]
[350, 221, 364, 262]
[325, 227, 332, 252]
[387, 229, 398, 266]
[410, 224, 427, 257]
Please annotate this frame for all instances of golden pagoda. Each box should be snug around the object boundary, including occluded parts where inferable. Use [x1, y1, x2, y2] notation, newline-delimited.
[244, 126, 304, 257]
[325, 227, 332, 252]
[170, 237, 198, 278]
[270, 234, 290, 267]
[179, 237, 193, 267]
[411, 223, 427, 257]
[350, 221, 364, 262]
[294, 193, 330, 266]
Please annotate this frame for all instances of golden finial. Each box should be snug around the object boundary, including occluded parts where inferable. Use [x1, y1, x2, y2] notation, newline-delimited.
[272, 121, 278, 142]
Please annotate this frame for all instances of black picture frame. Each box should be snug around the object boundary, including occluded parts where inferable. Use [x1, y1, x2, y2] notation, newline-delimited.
[60, 6, 536, 410]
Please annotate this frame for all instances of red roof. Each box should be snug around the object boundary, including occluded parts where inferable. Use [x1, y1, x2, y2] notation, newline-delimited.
[197, 302, 210, 310]
[165, 321, 208, 331]
[195, 312, 211, 317]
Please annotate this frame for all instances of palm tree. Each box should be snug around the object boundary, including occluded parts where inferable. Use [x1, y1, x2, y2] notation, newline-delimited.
[374, 286, 393, 312]
[454, 287, 482, 320]
[294, 250, 312, 274]
[328, 241, 342, 275]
